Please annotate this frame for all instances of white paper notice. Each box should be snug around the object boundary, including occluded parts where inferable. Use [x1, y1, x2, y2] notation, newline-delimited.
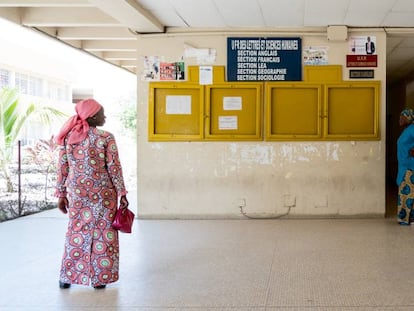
[199, 66, 213, 85]
[219, 116, 238, 130]
[223, 97, 242, 110]
[166, 96, 191, 114]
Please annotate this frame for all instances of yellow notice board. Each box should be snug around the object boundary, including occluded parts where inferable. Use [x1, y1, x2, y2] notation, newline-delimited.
[325, 82, 380, 140]
[304, 65, 342, 83]
[147, 66, 380, 142]
[265, 83, 322, 140]
[148, 82, 204, 141]
[205, 83, 263, 140]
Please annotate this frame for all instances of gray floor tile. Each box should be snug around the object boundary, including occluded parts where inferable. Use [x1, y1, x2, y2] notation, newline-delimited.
[1, 211, 413, 310]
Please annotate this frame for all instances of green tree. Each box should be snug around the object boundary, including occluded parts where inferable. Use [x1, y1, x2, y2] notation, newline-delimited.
[117, 94, 137, 142]
[0, 87, 66, 192]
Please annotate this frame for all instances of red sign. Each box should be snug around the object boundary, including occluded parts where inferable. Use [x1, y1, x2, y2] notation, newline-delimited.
[346, 55, 377, 67]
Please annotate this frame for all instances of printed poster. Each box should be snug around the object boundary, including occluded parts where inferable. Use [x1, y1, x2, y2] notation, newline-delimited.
[349, 36, 376, 55]
[303, 46, 329, 65]
[142, 57, 185, 81]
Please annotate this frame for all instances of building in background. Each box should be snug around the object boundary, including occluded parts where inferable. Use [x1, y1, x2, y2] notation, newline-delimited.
[0, 18, 137, 189]
[0, 17, 136, 141]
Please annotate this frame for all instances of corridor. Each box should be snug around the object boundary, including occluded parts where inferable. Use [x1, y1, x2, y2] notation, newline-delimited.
[1, 209, 412, 310]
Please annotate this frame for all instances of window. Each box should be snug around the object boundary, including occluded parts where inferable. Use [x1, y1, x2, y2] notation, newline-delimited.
[15, 73, 28, 94]
[0, 69, 10, 88]
[48, 81, 70, 101]
[28, 76, 43, 97]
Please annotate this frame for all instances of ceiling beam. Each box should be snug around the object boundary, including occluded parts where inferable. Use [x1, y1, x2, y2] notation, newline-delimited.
[63, 39, 82, 48]
[57, 27, 137, 40]
[21, 7, 121, 27]
[81, 40, 138, 51]
[0, 7, 21, 23]
[103, 51, 137, 60]
[0, 0, 92, 7]
[88, 0, 164, 33]
[118, 59, 137, 67]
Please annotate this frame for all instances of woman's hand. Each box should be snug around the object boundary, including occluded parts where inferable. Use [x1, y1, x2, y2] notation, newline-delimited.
[57, 197, 69, 214]
[120, 195, 129, 208]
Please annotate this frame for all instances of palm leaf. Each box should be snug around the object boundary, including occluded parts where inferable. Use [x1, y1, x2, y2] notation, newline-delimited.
[6, 102, 36, 147]
[0, 88, 20, 157]
[0, 87, 68, 188]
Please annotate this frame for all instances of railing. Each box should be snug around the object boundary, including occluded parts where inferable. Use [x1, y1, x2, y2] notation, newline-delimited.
[0, 139, 56, 222]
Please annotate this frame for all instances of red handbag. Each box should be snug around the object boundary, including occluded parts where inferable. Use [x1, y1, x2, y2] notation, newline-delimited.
[112, 206, 135, 233]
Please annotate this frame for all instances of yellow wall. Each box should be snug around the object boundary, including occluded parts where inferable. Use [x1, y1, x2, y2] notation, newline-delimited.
[136, 29, 386, 218]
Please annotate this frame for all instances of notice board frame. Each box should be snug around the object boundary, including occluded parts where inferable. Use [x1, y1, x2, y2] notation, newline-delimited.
[265, 83, 323, 141]
[324, 82, 380, 140]
[148, 82, 205, 141]
[204, 82, 263, 141]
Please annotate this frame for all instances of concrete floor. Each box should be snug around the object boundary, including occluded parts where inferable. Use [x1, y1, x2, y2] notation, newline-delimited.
[1, 207, 414, 310]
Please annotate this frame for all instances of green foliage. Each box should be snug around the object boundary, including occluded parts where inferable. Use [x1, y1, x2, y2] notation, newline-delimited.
[0, 87, 67, 192]
[119, 104, 136, 130]
[115, 95, 137, 141]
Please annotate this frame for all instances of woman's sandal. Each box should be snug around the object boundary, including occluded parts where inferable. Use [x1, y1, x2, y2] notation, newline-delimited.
[59, 281, 71, 289]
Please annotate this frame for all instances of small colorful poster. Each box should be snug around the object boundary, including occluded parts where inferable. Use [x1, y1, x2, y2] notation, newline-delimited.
[160, 62, 176, 80]
[303, 46, 329, 65]
[175, 61, 185, 80]
[142, 57, 185, 81]
[349, 36, 376, 55]
[142, 56, 160, 81]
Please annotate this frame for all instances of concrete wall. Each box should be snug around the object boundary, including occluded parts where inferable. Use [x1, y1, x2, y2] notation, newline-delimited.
[135, 29, 386, 219]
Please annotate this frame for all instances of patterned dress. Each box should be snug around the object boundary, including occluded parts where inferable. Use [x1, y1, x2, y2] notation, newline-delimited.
[55, 127, 127, 286]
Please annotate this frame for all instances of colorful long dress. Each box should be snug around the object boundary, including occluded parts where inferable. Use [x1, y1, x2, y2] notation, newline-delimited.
[397, 124, 414, 224]
[55, 127, 127, 287]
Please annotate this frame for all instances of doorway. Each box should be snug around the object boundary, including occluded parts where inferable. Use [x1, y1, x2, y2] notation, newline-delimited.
[385, 80, 409, 218]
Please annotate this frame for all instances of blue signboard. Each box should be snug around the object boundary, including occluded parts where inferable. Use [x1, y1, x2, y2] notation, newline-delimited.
[227, 37, 302, 81]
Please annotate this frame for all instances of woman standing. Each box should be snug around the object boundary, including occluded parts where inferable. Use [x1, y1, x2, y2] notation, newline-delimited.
[397, 109, 414, 225]
[55, 99, 129, 289]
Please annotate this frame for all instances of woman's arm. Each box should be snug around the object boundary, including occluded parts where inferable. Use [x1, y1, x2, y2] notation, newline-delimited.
[54, 145, 69, 198]
[105, 134, 128, 198]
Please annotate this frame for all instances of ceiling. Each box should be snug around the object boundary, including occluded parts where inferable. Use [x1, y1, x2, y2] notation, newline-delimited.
[1, 0, 414, 83]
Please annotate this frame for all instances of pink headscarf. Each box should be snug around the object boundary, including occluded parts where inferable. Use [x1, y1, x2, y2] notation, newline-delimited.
[55, 99, 102, 145]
